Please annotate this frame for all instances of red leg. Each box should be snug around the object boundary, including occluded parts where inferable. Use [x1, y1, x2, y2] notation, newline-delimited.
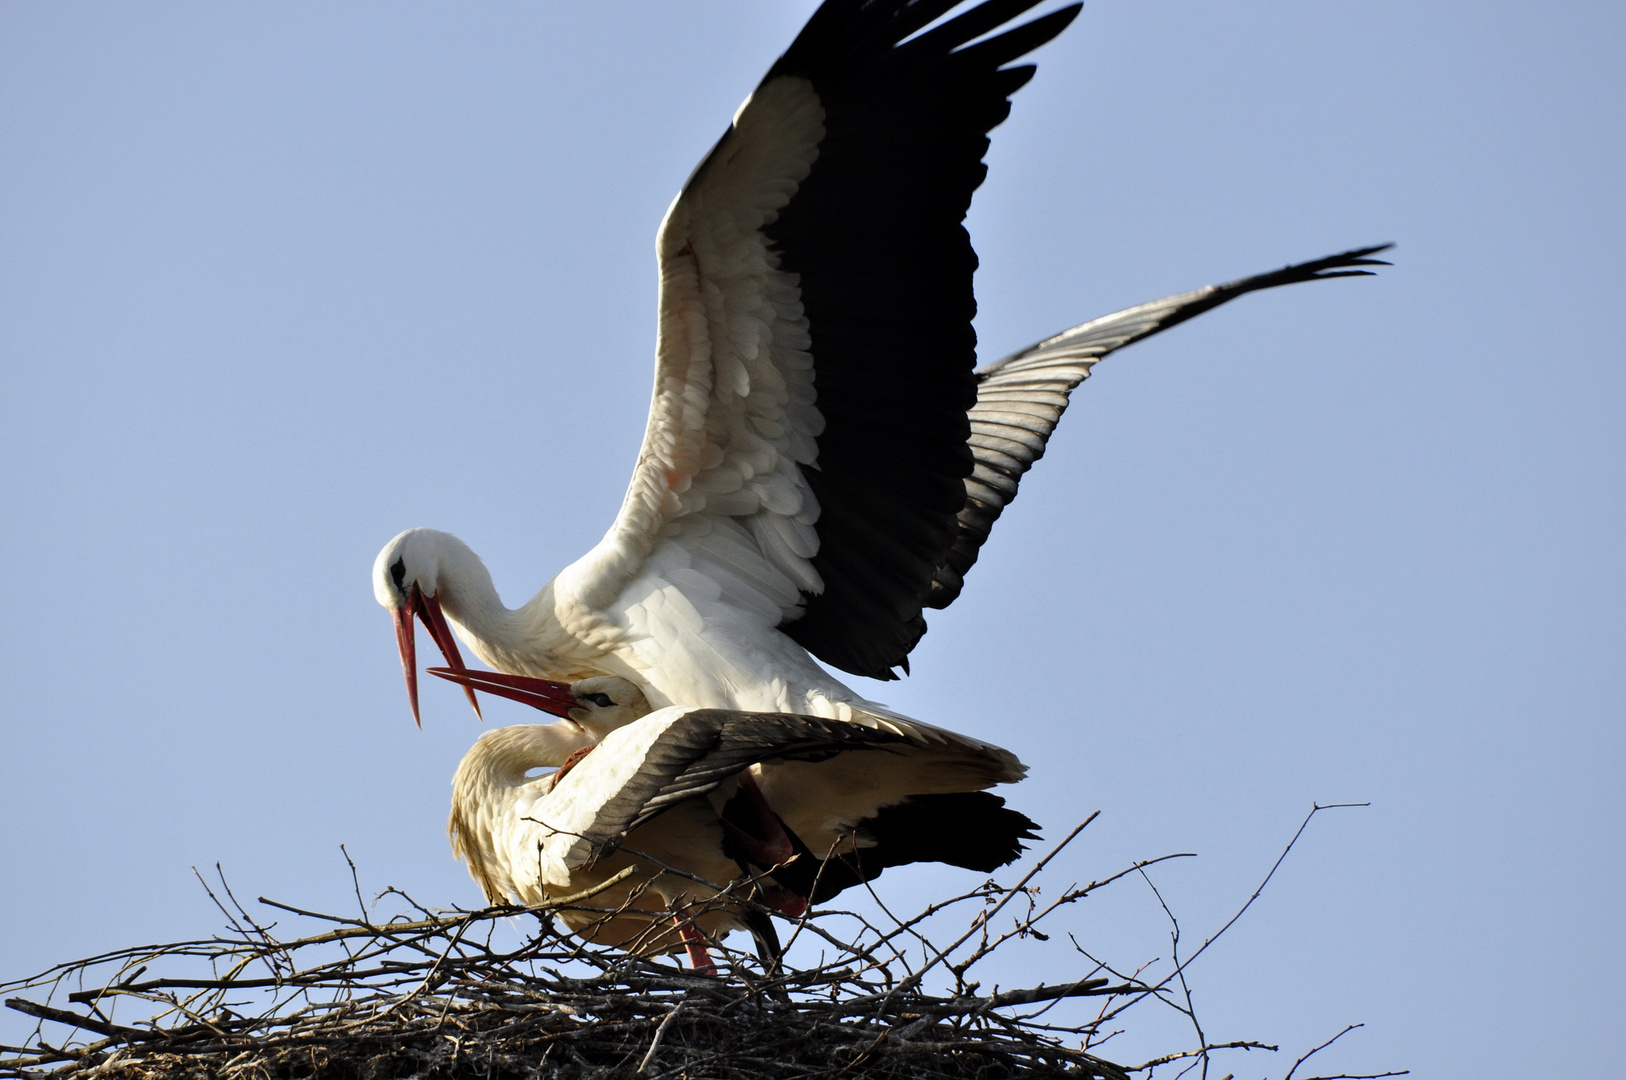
[723, 774, 795, 867]
[759, 885, 809, 919]
[670, 904, 717, 974]
[721, 775, 814, 917]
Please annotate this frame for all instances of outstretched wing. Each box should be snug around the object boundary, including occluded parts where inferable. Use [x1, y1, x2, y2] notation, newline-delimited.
[537, 708, 905, 868]
[583, 1, 1081, 680]
[928, 244, 1394, 607]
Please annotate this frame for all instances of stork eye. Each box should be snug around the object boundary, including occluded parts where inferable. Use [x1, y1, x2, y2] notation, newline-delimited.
[582, 693, 615, 708]
[389, 557, 407, 591]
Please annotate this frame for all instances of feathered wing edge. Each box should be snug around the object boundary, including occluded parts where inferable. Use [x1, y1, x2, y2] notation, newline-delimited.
[552, 710, 908, 867]
[927, 243, 1394, 608]
[766, 1, 1084, 680]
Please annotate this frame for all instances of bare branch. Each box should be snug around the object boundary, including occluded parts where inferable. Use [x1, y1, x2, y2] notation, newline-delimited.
[0, 810, 1396, 1080]
[1284, 1022, 1409, 1080]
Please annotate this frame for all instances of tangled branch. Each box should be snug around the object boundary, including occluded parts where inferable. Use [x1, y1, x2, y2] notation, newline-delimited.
[0, 809, 1402, 1080]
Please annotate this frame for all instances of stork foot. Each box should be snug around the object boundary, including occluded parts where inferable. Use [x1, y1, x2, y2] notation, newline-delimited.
[547, 745, 596, 791]
[759, 886, 809, 919]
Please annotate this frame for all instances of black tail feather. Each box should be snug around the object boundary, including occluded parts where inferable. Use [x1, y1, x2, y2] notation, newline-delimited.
[753, 791, 1041, 904]
[864, 791, 1041, 873]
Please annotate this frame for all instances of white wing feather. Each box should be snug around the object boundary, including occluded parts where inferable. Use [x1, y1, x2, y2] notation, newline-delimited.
[571, 77, 828, 625]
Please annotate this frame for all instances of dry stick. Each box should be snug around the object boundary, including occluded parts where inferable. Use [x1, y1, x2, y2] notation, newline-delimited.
[985, 980, 1112, 1008]
[192, 866, 249, 941]
[4, 999, 142, 1042]
[61, 871, 643, 1009]
[824, 907, 919, 985]
[611, 844, 890, 971]
[849, 882, 931, 980]
[1104, 803, 1381, 1078]
[778, 833, 915, 968]
[635, 1001, 685, 1075]
[1283, 1023, 1409, 1080]
[215, 865, 277, 949]
[272, 864, 639, 930]
[1128, 1041, 1279, 1073]
[376, 884, 438, 924]
[188, 871, 287, 994]
[120, 987, 241, 1042]
[56, 959, 152, 1041]
[1136, 869, 1208, 1080]
[1, 822, 1384, 1080]
[340, 844, 372, 926]
[857, 864, 954, 975]
[1096, 802, 1371, 1034]
[1175, 802, 1368, 977]
[349, 913, 476, 1026]
[1067, 937, 1169, 1017]
[190, 868, 294, 1024]
[1284, 1024, 1367, 1080]
[203, 865, 282, 975]
[902, 813, 1099, 992]
[0, 1035, 123, 1073]
[869, 880, 1001, 947]
[953, 851, 1196, 979]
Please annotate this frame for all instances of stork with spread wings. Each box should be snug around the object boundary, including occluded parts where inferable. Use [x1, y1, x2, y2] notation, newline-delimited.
[373, 0, 1388, 757]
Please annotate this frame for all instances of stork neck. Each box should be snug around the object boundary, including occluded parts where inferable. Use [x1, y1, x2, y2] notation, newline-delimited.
[449, 722, 596, 903]
[454, 722, 592, 793]
[430, 552, 580, 677]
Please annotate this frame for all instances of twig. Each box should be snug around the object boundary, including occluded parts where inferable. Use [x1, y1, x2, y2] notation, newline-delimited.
[1284, 1022, 1409, 1080]
[1129, 1040, 1279, 1071]
[3, 999, 142, 1041]
[911, 813, 1099, 988]
[635, 1001, 684, 1074]
[0, 810, 1394, 1080]
[1178, 802, 1368, 976]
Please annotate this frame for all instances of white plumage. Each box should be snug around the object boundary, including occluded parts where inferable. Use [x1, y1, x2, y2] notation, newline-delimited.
[448, 699, 750, 960]
[373, 1, 1386, 751]
[442, 672, 1036, 965]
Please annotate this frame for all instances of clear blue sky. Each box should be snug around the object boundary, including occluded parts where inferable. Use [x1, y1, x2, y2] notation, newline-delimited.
[2, 3, 1620, 1075]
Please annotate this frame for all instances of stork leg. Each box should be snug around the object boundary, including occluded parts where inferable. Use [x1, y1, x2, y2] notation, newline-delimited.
[720, 774, 795, 867]
[744, 906, 784, 973]
[669, 903, 717, 975]
[743, 907, 792, 998]
[720, 776, 815, 922]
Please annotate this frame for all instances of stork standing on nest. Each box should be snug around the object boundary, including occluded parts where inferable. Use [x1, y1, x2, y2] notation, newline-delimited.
[440, 669, 1037, 970]
[374, 0, 1388, 740]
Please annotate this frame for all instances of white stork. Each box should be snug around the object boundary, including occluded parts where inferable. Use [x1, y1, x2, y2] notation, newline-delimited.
[439, 668, 1037, 969]
[374, 0, 1388, 737]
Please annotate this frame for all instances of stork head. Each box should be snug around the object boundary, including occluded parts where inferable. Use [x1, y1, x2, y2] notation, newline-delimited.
[373, 528, 488, 725]
[429, 669, 651, 741]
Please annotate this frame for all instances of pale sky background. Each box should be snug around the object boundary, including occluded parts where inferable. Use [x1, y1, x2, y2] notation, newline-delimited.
[2, 2, 1621, 1076]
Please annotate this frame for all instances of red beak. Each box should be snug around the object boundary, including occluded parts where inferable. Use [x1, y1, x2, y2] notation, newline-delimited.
[428, 667, 578, 719]
[395, 585, 481, 726]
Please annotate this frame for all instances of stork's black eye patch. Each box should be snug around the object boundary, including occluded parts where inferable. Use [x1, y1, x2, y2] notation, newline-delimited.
[390, 557, 407, 591]
[583, 693, 614, 708]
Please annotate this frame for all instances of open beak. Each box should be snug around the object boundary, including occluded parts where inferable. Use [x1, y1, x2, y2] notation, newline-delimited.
[394, 585, 481, 726]
[428, 667, 578, 719]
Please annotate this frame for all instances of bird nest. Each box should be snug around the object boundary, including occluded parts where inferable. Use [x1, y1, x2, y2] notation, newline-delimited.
[1, 810, 1401, 1080]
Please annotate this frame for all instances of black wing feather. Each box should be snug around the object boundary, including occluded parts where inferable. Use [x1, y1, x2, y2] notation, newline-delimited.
[582, 712, 906, 859]
[762, 0, 1082, 680]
